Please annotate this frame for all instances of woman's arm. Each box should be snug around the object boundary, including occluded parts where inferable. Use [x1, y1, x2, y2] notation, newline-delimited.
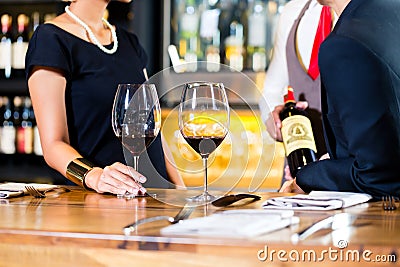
[28, 66, 146, 195]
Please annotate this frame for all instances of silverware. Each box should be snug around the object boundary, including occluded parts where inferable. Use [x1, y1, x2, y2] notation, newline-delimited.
[123, 203, 195, 235]
[211, 193, 261, 207]
[382, 195, 397, 211]
[25, 186, 46, 198]
[24, 186, 70, 198]
[291, 213, 355, 242]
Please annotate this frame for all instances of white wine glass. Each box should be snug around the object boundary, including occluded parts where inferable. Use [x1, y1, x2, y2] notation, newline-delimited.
[112, 83, 161, 198]
[178, 82, 230, 202]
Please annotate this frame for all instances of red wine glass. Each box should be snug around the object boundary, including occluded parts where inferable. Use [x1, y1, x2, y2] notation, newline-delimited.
[178, 82, 230, 202]
[112, 83, 161, 197]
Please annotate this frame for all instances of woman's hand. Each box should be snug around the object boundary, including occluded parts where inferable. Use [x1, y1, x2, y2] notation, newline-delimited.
[85, 162, 147, 196]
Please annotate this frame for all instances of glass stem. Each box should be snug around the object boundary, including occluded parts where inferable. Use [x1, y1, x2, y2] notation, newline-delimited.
[202, 156, 208, 194]
[133, 156, 140, 172]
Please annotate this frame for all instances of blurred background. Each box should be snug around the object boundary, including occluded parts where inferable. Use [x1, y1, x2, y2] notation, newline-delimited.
[0, 0, 290, 191]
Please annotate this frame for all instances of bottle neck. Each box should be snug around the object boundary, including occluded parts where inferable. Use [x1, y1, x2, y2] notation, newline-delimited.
[18, 24, 25, 34]
[283, 86, 296, 104]
[2, 24, 9, 34]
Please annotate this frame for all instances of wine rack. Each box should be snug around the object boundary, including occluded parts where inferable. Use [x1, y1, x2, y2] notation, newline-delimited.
[0, 0, 148, 184]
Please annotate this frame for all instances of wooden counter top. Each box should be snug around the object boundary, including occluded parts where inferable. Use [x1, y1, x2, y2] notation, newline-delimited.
[0, 187, 398, 266]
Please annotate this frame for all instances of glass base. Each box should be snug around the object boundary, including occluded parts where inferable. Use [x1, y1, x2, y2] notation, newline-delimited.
[187, 191, 218, 203]
[117, 192, 157, 199]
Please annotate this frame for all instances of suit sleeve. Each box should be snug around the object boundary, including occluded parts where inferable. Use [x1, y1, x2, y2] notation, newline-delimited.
[296, 35, 400, 198]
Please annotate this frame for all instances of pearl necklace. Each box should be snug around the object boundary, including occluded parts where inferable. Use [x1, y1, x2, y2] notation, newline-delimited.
[65, 6, 118, 54]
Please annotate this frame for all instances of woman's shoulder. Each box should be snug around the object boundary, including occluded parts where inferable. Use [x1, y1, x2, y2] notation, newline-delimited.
[33, 13, 83, 41]
[117, 27, 141, 44]
[117, 27, 146, 58]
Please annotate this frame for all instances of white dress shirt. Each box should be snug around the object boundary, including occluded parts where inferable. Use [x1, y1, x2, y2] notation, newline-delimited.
[259, 0, 325, 123]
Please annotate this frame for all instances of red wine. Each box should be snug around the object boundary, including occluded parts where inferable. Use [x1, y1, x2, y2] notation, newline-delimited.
[123, 134, 156, 156]
[183, 136, 225, 157]
[279, 86, 317, 177]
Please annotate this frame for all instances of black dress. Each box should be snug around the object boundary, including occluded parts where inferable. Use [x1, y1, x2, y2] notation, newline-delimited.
[26, 24, 171, 188]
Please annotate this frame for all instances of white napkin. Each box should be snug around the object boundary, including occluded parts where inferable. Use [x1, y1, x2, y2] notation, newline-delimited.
[262, 191, 372, 211]
[0, 182, 58, 199]
[161, 209, 299, 238]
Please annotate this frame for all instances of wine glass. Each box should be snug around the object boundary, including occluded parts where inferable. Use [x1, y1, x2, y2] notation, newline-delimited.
[179, 82, 230, 202]
[112, 83, 161, 198]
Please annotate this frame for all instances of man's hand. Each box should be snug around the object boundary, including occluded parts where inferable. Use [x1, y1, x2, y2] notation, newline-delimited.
[279, 178, 305, 193]
[266, 105, 285, 141]
[265, 101, 309, 141]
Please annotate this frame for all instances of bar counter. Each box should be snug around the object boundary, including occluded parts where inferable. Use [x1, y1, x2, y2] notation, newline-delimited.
[0, 187, 398, 266]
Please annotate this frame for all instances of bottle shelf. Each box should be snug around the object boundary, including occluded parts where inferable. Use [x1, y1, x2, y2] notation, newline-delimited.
[0, 153, 66, 184]
[157, 70, 265, 108]
[0, 79, 28, 95]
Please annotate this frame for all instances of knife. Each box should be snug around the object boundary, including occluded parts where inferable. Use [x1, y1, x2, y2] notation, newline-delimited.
[291, 213, 355, 243]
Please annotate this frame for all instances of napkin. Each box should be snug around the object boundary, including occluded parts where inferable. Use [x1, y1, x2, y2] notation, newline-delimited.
[161, 209, 299, 238]
[262, 191, 372, 211]
[0, 182, 58, 199]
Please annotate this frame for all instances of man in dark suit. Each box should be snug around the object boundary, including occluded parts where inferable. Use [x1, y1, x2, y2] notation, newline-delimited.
[280, 0, 400, 198]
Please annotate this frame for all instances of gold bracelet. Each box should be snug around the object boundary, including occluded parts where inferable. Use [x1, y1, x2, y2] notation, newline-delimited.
[66, 158, 95, 190]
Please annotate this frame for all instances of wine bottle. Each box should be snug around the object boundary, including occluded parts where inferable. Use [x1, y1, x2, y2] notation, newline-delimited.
[12, 14, 29, 79]
[178, 0, 200, 71]
[247, 0, 267, 72]
[17, 97, 33, 154]
[30, 102, 43, 156]
[223, 0, 246, 71]
[0, 14, 13, 79]
[199, 8, 221, 72]
[29, 12, 40, 40]
[1, 96, 16, 154]
[0, 96, 4, 153]
[279, 86, 317, 177]
[13, 96, 24, 154]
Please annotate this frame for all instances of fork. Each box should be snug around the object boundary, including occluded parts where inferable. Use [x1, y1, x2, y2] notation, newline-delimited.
[123, 203, 195, 235]
[25, 186, 46, 198]
[382, 195, 397, 211]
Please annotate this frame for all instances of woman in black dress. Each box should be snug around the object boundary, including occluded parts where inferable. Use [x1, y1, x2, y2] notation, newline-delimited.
[26, 0, 184, 195]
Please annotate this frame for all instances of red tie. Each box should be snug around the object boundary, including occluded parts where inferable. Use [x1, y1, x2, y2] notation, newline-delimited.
[308, 6, 332, 80]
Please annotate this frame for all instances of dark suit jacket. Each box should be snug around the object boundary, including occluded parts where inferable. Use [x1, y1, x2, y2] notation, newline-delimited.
[296, 0, 400, 198]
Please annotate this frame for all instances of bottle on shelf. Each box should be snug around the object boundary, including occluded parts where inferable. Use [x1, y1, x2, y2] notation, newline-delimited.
[29, 12, 40, 39]
[178, 0, 200, 72]
[17, 97, 34, 154]
[247, 0, 267, 72]
[199, 8, 221, 72]
[279, 86, 317, 177]
[12, 14, 30, 79]
[13, 96, 23, 154]
[0, 96, 4, 153]
[223, 0, 247, 71]
[1, 96, 16, 154]
[30, 99, 42, 156]
[0, 14, 13, 79]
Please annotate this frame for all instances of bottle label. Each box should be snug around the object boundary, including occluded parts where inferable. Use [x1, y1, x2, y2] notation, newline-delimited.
[34, 126, 43, 156]
[248, 14, 267, 47]
[17, 126, 33, 154]
[12, 42, 28, 69]
[24, 127, 33, 154]
[1, 125, 16, 154]
[252, 52, 266, 72]
[181, 13, 199, 37]
[0, 41, 12, 69]
[281, 115, 317, 156]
